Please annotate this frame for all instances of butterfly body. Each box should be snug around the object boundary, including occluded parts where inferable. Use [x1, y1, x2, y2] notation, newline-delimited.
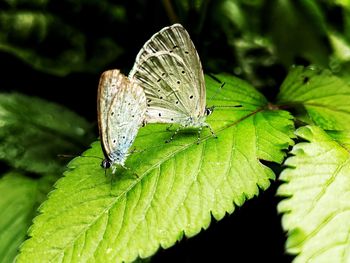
[97, 69, 146, 172]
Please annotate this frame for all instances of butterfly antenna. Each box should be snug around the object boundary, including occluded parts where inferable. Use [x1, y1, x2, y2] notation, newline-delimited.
[214, 105, 243, 109]
[207, 73, 222, 84]
[208, 82, 226, 102]
[207, 81, 243, 109]
[81, 155, 104, 160]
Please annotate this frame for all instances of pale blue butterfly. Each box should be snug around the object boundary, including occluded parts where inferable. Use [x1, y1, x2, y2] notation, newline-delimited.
[98, 69, 146, 173]
[129, 24, 216, 144]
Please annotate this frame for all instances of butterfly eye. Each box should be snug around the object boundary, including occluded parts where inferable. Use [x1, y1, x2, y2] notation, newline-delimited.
[205, 108, 212, 116]
[101, 159, 111, 169]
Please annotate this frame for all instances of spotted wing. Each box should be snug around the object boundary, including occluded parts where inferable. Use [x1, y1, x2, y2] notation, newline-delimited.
[129, 24, 206, 124]
[97, 70, 146, 164]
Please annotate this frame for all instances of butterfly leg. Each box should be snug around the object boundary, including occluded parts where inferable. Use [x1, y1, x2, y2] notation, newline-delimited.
[206, 123, 217, 138]
[111, 165, 118, 174]
[130, 147, 144, 154]
[165, 126, 181, 143]
[166, 124, 173, 131]
[197, 127, 203, 144]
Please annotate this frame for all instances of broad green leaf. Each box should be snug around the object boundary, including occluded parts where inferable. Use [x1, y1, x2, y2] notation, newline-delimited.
[17, 74, 295, 262]
[0, 172, 55, 263]
[277, 126, 350, 262]
[335, 0, 350, 9]
[0, 93, 93, 174]
[329, 33, 350, 62]
[277, 66, 350, 130]
[268, 0, 329, 67]
[327, 130, 350, 150]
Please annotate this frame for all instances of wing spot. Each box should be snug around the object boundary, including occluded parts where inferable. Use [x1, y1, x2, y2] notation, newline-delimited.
[148, 99, 152, 102]
[158, 89, 161, 92]
[176, 101, 179, 104]
[189, 95, 193, 99]
[113, 140, 116, 143]
[159, 113, 162, 117]
[123, 136, 125, 139]
[162, 73, 166, 76]
[173, 45, 178, 49]
[157, 79, 161, 82]
[185, 51, 189, 54]
[160, 96, 163, 99]
[171, 118, 174, 121]
[111, 112, 114, 116]
[132, 115, 135, 117]
[177, 80, 180, 84]
[182, 70, 185, 74]
[147, 104, 150, 107]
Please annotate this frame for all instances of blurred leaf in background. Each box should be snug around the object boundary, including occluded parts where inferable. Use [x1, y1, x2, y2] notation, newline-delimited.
[0, 93, 93, 174]
[0, 93, 94, 263]
[0, 0, 125, 76]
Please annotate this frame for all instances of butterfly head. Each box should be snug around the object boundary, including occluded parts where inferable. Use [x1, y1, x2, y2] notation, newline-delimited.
[101, 153, 127, 171]
[205, 106, 214, 116]
[101, 158, 112, 169]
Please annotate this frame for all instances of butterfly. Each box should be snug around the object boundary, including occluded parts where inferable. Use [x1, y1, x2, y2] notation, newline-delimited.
[97, 69, 146, 173]
[128, 23, 215, 144]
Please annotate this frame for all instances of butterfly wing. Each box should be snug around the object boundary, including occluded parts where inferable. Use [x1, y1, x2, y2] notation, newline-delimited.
[97, 70, 146, 165]
[129, 24, 206, 124]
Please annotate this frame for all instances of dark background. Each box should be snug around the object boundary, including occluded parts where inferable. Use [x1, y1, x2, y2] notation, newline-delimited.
[2, 0, 344, 261]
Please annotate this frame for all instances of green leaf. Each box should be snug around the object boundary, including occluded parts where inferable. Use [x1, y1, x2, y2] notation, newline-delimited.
[17, 74, 295, 262]
[329, 33, 350, 62]
[327, 130, 350, 151]
[268, 0, 329, 67]
[0, 93, 93, 174]
[0, 172, 55, 263]
[277, 66, 350, 130]
[277, 125, 350, 262]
